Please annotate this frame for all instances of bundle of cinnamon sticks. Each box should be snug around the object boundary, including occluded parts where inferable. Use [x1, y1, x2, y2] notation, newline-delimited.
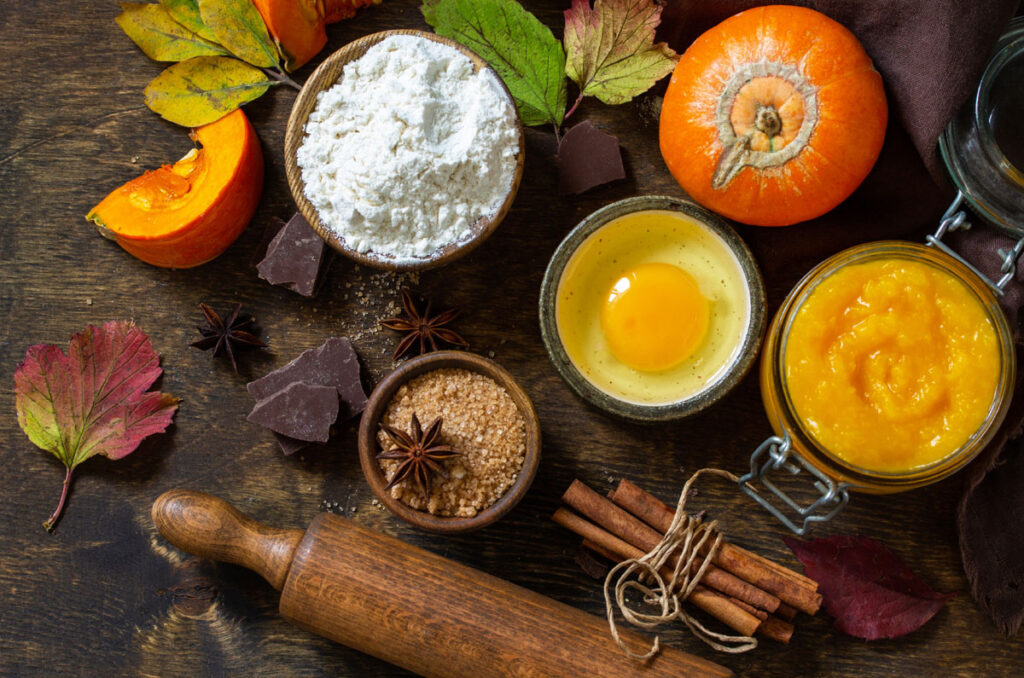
[553, 478, 822, 644]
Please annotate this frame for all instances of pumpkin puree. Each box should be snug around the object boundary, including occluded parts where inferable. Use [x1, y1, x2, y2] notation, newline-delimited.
[783, 258, 999, 473]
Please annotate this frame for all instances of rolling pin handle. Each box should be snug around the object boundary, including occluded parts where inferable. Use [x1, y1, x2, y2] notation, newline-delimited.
[152, 489, 304, 590]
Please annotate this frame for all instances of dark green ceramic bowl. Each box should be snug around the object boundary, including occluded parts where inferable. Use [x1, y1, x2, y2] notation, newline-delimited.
[538, 195, 766, 422]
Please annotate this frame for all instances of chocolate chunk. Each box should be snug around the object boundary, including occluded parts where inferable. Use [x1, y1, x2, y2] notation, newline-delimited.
[257, 213, 334, 297]
[246, 382, 338, 442]
[247, 337, 367, 421]
[558, 120, 626, 194]
[274, 432, 308, 456]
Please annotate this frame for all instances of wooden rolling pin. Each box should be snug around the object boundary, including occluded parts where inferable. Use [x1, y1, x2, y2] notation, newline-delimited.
[152, 490, 731, 678]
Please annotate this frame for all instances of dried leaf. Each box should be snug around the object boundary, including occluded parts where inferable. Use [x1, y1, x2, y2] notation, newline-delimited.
[160, 0, 219, 43]
[197, 0, 279, 68]
[563, 0, 678, 106]
[422, 0, 567, 127]
[958, 436, 1024, 635]
[144, 56, 273, 126]
[116, 2, 228, 62]
[14, 321, 178, 531]
[784, 535, 955, 640]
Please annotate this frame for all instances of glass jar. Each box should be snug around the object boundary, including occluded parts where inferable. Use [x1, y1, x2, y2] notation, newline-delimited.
[740, 19, 1024, 535]
[755, 242, 1013, 513]
[939, 16, 1024, 235]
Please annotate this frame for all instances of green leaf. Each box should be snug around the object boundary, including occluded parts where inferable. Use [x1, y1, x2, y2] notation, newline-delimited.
[14, 321, 178, 531]
[563, 0, 678, 105]
[422, 0, 567, 127]
[160, 0, 219, 43]
[197, 0, 279, 69]
[144, 56, 273, 126]
[116, 2, 228, 62]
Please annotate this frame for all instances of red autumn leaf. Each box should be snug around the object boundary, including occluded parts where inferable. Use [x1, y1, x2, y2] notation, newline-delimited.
[784, 535, 956, 640]
[14, 321, 179, 532]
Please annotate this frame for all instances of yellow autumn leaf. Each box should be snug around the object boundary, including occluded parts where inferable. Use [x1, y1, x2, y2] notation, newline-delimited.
[160, 0, 220, 43]
[144, 56, 273, 127]
[197, 0, 279, 69]
[116, 2, 228, 62]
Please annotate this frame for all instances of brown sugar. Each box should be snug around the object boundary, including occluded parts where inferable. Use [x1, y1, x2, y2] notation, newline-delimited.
[377, 368, 526, 517]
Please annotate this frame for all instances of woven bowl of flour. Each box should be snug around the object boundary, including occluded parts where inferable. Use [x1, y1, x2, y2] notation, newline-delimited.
[285, 30, 525, 271]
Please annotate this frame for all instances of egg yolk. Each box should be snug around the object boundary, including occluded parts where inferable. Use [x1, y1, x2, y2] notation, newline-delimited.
[600, 262, 710, 372]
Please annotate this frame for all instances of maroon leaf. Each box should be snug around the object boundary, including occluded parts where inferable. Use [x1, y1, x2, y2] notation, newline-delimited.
[784, 535, 955, 640]
[558, 120, 626, 194]
[14, 321, 178, 531]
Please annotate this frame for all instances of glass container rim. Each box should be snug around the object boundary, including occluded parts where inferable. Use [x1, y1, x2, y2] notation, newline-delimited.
[769, 240, 1015, 486]
[975, 28, 1024, 184]
[938, 16, 1024, 236]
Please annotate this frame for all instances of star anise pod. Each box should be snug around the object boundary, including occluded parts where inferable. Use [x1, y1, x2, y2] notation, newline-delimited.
[377, 413, 462, 503]
[379, 289, 469, 360]
[190, 303, 267, 372]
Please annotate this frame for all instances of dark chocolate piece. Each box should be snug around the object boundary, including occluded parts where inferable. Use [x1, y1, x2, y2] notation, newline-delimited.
[558, 120, 626, 195]
[250, 217, 286, 268]
[247, 337, 367, 421]
[246, 382, 338, 442]
[274, 432, 308, 456]
[257, 213, 333, 297]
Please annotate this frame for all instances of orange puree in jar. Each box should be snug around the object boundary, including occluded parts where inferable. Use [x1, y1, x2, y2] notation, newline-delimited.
[783, 258, 999, 473]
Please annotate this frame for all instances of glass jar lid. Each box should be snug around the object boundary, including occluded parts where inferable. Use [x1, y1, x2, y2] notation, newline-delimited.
[939, 17, 1024, 235]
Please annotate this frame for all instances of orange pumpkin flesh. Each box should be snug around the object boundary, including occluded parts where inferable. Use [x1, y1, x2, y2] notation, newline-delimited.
[251, 0, 326, 72]
[87, 109, 263, 269]
[659, 5, 888, 227]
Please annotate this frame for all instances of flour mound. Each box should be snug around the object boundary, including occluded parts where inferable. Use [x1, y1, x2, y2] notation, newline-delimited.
[297, 36, 519, 263]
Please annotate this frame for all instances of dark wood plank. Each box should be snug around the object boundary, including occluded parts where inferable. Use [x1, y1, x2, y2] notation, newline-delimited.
[0, 1, 1021, 676]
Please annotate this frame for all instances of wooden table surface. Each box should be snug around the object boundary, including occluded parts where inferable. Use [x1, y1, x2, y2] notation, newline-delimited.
[2, 1, 1022, 676]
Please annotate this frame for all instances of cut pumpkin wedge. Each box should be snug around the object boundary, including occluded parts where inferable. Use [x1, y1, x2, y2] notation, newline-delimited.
[87, 109, 263, 269]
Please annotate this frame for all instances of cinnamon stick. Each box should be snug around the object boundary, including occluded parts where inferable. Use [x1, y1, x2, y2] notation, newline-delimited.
[759, 616, 795, 644]
[726, 597, 794, 643]
[573, 523, 787, 644]
[686, 585, 762, 638]
[774, 602, 798, 622]
[560, 516, 762, 638]
[562, 480, 781, 613]
[728, 595, 768, 620]
[611, 479, 822, 615]
[614, 478, 817, 591]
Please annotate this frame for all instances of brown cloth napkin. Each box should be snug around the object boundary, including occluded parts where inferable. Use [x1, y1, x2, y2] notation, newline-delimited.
[658, 0, 1023, 633]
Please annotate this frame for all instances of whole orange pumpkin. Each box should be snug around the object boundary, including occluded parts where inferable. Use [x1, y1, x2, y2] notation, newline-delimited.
[659, 5, 888, 226]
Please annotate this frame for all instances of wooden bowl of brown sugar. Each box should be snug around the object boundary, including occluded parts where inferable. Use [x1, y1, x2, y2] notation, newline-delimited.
[358, 351, 541, 533]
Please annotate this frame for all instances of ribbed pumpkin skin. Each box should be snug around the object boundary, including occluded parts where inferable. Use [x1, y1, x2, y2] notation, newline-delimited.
[659, 5, 888, 227]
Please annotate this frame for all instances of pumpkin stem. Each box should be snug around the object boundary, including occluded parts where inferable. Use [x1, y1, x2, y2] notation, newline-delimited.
[712, 133, 753, 190]
[754, 106, 783, 138]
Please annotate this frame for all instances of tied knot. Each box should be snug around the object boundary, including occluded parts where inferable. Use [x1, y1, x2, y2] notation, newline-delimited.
[603, 468, 758, 660]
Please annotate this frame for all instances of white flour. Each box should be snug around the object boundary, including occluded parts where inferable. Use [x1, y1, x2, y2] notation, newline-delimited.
[297, 35, 519, 263]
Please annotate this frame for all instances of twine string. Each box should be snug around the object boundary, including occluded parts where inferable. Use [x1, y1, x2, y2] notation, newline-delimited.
[603, 468, 758, 660]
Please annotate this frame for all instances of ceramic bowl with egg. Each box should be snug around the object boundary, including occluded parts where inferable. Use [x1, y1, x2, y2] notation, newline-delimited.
[539, 195, 766, 422]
